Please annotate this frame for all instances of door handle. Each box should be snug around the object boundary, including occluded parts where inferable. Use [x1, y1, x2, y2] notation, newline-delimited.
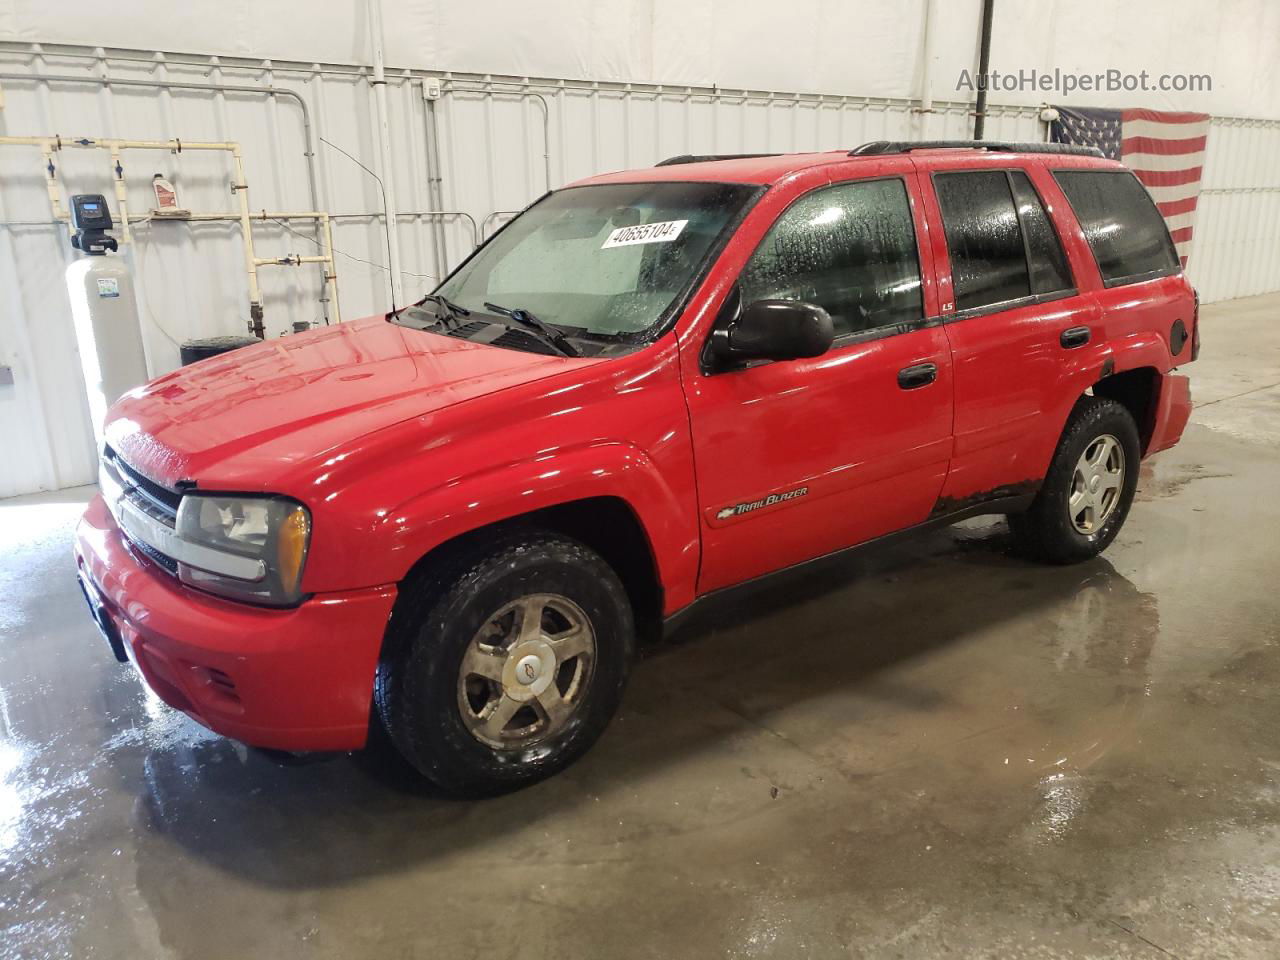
[897, 362, 938, 390]
[1060, 325, 1091, 349]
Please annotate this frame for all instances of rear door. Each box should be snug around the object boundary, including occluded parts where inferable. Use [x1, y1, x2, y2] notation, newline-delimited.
[918, 160, 1100, 504]
[681, 163, 954, 594]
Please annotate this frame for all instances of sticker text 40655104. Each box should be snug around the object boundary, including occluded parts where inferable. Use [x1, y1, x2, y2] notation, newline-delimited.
[601, 219, 688, 249]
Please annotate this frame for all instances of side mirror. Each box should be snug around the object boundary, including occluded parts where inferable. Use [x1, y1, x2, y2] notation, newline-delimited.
[712, 299, 835, 365]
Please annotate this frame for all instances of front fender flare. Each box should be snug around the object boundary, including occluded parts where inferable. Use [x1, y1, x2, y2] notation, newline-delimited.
[370, 442, 699, 612]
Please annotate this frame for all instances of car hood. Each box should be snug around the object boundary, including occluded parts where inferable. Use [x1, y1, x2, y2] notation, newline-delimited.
[105, 314, 596, 489]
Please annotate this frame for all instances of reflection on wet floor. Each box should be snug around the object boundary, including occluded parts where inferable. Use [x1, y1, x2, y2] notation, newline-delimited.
[5, 294, 1280, 957]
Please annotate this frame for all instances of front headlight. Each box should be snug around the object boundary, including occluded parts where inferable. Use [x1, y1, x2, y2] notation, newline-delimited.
[175, 495, 311, 606]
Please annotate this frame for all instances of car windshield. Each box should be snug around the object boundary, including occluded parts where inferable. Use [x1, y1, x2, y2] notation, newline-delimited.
[394, 181, 758, 352]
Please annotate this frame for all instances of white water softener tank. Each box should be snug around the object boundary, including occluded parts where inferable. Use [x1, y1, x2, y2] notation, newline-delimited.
[65, 194, 149, 449]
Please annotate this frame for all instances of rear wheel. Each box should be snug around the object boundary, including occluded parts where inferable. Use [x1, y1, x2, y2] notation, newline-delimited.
[375, 532, 634, 796]
[1009, 396, 1141, 564]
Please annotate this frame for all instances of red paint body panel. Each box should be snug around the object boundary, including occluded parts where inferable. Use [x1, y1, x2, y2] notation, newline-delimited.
[353, 337, 702, 609]
[75, 496, 395, 750]
[75, 146, 1197, 752]
[104, 314, 604, 489]
[686, 326, 953, 593]
[676, 157, 954, 591]
[938, 295, 1102, 499]
[910, 150, 1196, 500]
[1148, 373, 1193, 454]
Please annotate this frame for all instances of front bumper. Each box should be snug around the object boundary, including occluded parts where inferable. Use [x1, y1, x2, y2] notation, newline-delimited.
[74, 494, 397, 751]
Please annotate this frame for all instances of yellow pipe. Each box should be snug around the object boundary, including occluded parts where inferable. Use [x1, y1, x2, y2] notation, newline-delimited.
[0, 134, 345, 332]
[228, 144, 263, 331]
[321, 213, 342, 324]
[107, 145, 132, 244]
[254, 256, 330, 265]
[39, 146, 68, 238]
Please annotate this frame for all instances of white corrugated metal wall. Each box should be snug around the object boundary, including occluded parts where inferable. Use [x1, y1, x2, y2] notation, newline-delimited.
[2, 42, 1278, 497]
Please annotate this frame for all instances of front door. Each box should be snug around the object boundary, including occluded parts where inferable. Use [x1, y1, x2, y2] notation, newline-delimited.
[681, 170, 954, 595]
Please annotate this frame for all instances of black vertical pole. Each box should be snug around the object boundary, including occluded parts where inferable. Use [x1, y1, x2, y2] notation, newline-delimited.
[973, 0, 995, 140]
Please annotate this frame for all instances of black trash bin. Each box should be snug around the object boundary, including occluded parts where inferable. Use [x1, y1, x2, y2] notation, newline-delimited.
[179, 335, 261, 366]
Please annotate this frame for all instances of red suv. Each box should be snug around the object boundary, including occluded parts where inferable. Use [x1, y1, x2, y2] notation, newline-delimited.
[75, 140, 1196, 795]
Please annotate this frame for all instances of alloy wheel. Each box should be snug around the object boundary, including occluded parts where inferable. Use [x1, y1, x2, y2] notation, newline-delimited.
[1069, 434, 1125, 534]
[456, 593, 596, 750]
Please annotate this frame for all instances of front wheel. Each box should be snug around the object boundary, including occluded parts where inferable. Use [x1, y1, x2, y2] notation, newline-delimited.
[374, 533, 635, 796]
[1009, 396, 1141, 564]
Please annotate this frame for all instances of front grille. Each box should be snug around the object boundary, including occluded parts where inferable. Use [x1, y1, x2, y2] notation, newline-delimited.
[103, 445, 182, 578]
[104, 446, 181, 521]
[130, 538, 179, 576]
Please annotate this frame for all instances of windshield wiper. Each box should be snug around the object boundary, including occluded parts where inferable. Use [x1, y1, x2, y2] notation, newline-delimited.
[389, 294, 471, 332]
[483, 301, 579, 357]
[419, 294, 471, 322]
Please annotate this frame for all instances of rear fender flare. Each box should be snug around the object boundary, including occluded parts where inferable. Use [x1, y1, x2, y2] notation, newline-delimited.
[1103, 333, 1171, 379]
[1038, 333, 1173, 473]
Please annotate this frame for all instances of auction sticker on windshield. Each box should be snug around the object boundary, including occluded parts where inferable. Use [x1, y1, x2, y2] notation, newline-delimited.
[602, 219, 688, 248]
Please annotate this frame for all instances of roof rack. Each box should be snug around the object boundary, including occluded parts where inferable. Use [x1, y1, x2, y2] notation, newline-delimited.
[655, 153, 780, 166]
[849, 140, 1105, 158]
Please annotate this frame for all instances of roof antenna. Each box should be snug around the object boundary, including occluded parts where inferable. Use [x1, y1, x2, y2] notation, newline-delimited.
[320, 136, 397, 314]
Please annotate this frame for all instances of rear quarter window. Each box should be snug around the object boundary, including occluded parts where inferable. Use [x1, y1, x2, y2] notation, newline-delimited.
[1053, 170, 1180, 286]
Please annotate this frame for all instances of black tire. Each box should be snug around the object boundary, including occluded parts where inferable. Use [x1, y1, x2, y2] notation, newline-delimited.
[1009, 396, 1141, 565]
[374, 532, 634, 797]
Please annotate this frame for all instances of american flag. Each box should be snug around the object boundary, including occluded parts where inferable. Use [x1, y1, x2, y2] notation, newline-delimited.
[1050, 106, 1210, 268]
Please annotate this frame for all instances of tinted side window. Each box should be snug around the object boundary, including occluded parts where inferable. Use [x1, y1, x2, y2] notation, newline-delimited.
[1054, 170, 1179, 284]
[739, 178, 923, 337]
[934, 171, 1031, 311]
[1008, 171, 1072, 294]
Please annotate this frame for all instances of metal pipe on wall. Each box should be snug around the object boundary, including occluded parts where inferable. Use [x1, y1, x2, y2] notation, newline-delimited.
[0, 69, 331, 325]
[973, 0, 995, 140]
[441, 80, 553, 195]
[29, 45, 1275, 122]
[421, 80, 449, 283]
[1, 209, 480, 253]
[367, 0, 404, 309]
[481, 210, 520, 240]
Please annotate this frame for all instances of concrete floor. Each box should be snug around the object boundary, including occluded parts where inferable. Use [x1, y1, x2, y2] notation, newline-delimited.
[3, 293, 1280, 960]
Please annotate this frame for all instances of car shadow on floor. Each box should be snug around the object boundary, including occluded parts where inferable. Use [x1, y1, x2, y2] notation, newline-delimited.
[125, 517, 1161, 889]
